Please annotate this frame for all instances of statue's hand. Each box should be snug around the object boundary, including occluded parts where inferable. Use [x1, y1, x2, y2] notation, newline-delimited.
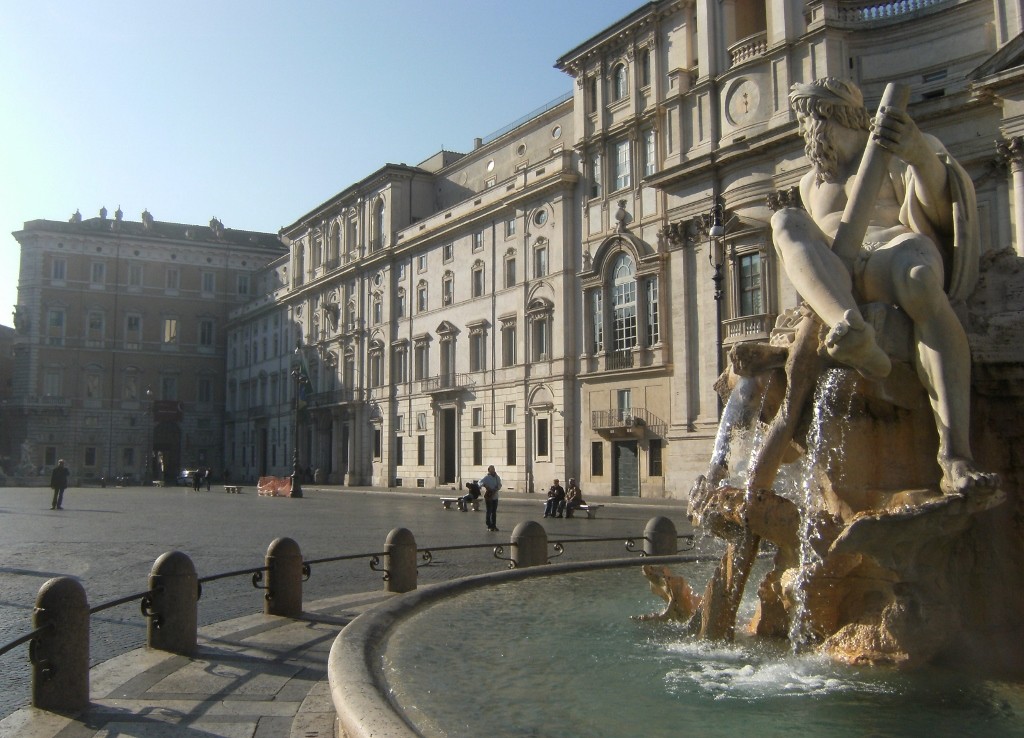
[871, 106, 930, 168]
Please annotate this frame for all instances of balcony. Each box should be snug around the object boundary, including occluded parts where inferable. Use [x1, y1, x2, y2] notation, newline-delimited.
[310, 388, 356, 407]
[419, 373, 476, 394]
[591, 407, 667, 438]
[5, 395, 72, 409]
[605, 350, 633, 371]
[728, 31, 767, 67]
[722, 313, 776, 345]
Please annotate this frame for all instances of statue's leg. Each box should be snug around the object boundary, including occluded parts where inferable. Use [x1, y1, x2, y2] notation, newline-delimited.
[861, 235, 999, 495]
[771, 209, 890, 379]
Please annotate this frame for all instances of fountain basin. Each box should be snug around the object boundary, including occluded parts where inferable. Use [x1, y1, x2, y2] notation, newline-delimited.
[329, 558, 1024, 737]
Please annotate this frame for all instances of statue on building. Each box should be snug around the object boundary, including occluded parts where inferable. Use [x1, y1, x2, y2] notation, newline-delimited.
[69, 209, 82, 223]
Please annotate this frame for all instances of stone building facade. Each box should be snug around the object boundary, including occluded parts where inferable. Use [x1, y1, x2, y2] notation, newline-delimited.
[15, 0, 1024, 498]
[9, 210, 285, 483]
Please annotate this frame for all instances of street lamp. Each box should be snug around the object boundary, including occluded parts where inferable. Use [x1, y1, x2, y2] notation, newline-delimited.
[144, 387, 154, 484]
[290, 340, 308, 498]
[708, 197, 726, 302]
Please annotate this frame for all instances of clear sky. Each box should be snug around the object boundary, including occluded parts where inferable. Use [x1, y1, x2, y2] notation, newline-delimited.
[0, 0, 645, 328]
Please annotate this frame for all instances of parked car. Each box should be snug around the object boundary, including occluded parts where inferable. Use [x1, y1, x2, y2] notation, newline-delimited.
[177, 469, 199, 486]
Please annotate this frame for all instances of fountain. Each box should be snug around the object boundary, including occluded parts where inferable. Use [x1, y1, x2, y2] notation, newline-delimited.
[685, 79, 1024, 671]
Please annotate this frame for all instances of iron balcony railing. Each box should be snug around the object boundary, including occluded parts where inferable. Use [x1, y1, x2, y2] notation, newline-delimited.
[419, 373, 476, 394]
[591, 407, 668, 437]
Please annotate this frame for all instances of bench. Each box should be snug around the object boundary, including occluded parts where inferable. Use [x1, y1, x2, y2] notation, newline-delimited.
[541, 502, 604, 519]
[224, 485, 243, 494]
[440, 496, 479, 511]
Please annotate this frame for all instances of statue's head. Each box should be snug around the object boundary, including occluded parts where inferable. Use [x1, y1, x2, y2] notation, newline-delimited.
[790, 78, 871, 183]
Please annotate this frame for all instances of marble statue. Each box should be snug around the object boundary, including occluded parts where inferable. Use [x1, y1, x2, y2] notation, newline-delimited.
[677, 80, 1016, 670]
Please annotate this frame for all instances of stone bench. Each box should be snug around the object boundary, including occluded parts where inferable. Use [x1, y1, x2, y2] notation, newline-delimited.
[224, 485, 243, 494]
[440, 497, 479, 511]
[541, 502, 604, 519]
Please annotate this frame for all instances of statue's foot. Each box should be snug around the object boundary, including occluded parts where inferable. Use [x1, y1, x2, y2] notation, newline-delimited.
[938, 456, 1000, 497]
[824, 309, 892, 380]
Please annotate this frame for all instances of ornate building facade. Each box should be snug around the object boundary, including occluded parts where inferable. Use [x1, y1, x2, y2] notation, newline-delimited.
[9, 210, 285, 483]
[14, 0, 1024, 498]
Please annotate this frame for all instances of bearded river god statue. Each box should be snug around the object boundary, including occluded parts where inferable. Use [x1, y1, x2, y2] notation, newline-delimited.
[679, 79, 1024, 671]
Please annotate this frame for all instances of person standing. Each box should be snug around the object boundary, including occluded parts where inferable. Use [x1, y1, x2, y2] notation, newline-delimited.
[479, 465, 502, 532]
[203, 467, 212, 492]
[50, 459, 70, 510]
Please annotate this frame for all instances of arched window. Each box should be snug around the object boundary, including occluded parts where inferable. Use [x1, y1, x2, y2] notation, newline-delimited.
[328, 223, 340, 267]
[372, 200, 385, 251]
[612, 253, 637, 351]
[612, 63, 628, 101]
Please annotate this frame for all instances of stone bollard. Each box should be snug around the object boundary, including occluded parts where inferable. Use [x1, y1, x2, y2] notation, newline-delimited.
[146, 551, 198, 655]
[385, 528, 417, 593]
[31, 576, 90, 712]
[512, 520, 548, 567]
[644, 516, 679, 556]
[265, 537, 303, 617]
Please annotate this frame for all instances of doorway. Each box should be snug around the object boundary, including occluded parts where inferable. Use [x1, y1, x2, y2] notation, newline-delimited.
[439, 407, 457, 484]
[613, 440, 639, 497]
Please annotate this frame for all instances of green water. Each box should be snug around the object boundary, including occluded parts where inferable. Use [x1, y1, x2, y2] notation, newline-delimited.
[382, 566, 1024, 738]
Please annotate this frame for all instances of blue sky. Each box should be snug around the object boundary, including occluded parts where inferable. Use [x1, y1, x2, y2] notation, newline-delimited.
[0, 0, 645, 326]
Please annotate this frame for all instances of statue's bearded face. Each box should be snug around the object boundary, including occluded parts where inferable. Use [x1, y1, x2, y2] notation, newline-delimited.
[798, 112, 840, 184]
[792, 95, 870, 185]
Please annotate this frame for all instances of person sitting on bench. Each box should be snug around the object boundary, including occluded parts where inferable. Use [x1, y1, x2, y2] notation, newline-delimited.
[458, 480, 482, 511]
[565, 479, 585, 518]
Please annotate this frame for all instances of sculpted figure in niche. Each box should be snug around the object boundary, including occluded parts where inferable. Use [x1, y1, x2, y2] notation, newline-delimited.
[770, 78, 997, 496]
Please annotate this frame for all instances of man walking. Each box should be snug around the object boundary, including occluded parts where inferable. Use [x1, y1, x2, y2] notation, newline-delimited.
[479, 465, 502, 532]
[50, 459, 70, 510]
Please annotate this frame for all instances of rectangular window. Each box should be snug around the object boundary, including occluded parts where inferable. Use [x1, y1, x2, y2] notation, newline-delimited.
[86, 311, 104, 346]
[165, 268, 180, 291]
[374, 428, 382, 459]
[395, 436, 404, 466]
[614, 139, 631, 191]
[472, 406, 483, 427]
[237, 274, 250, 296]
[592, 291, 604, 353]
[198, 377, 213, 403]
[649, 439, 663, 477]
[442, 276, 453, 305]
[532, 318, 548, 361]
[588, 77, 598, 113]
[393, 348, 408, 383]
[505, 217, 516, 238]
[443, 243, 454, 262]
[161, 376, 178, 400]
[646, 279, 660, 345]
[739, 253, 764, 316]
[506, 429, 516, 466]
[417, 435, 426, 465]
[414, 343, 428, 380]
[470, 332, 486, 372]
[472, 267, 485, 297]
[52, 258, 67, 282]
[122, 447, 135, 468]
[91, 262, 106, 286]
[501, 323, 517, 367]
[162, 318, 178, 346]
[43, 369, 62, 396]
[199, 319, 215, 347]
[472, 231, 484, 252]
[417, 254, 428, 273]
[505, 404, 515, 424]
[644, 129, 657, 177]
[45, 446, 57, 467]
[417, 284, 428, 312]
[396, 414, 404, 432]
[84, 447, 97, 468]
[592, 441, 604, 476]
[397, 291, 407, 318]
[47, 309, 66, 346]
[201, 272, 216, 295]
[504, 257, 516, 288]
[473, 431, 483, 466]
[129, 263, 143, 288]
[590, 154, 602, 199]
[533, 245, 547, 278]
[536, 417, 549, 458]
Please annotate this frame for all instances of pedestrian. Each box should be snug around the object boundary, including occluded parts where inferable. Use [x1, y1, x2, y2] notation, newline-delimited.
[193, 468, 202, 492]
[204, 467, 212, 491]
[543, 478, 566, 517]
[479, 465, 502, 532]
[49, 459, 70, 510]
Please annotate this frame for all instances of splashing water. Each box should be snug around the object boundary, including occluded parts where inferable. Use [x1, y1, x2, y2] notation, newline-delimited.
[788, 368, 849, 651]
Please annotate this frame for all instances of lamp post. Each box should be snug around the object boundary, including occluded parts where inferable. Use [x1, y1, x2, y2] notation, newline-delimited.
[144, 387, 154, 484]
[290, 341, 307, 498]
[706, 198, 728, 409]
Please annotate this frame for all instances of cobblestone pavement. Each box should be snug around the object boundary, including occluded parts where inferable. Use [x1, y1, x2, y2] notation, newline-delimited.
[0, 483, 692, 719]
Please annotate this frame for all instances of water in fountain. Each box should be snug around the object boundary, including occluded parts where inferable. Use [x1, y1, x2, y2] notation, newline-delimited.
[381, 567, 1024, 737]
